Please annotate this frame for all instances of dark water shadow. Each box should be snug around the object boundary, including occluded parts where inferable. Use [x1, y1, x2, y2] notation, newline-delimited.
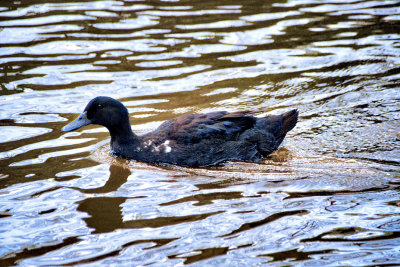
[75, 163, 224, 234]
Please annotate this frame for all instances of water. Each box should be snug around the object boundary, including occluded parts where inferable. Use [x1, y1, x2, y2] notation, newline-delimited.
[1, 0, 400, 265]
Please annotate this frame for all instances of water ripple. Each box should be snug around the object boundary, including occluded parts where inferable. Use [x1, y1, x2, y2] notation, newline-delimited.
[1, 0, 400, 265]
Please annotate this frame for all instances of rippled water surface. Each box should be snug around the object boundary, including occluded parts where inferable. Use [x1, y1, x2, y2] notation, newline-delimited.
[1, 0, 400, 265]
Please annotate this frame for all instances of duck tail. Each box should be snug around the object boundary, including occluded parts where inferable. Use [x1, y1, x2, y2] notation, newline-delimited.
[272, 109, 298, 149]
[278, 109, 298, 139]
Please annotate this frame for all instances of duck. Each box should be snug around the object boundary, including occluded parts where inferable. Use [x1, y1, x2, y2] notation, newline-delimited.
[63, 96, 298, 167]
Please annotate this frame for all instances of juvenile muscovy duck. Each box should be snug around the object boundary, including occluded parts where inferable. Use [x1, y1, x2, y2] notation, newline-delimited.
[63, 96, 298, 167]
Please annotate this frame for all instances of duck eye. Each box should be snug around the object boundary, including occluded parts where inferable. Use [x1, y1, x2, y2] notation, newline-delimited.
[97, 104, 103, 109]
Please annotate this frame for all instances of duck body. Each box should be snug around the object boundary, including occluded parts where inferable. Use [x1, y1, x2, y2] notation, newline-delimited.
[63, 96, 298, 167]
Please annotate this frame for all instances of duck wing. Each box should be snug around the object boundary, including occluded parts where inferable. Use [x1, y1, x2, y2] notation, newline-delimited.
[145, 111, 259, 145]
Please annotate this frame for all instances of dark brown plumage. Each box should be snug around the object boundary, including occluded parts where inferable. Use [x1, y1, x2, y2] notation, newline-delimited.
[63, 96, 298, 167]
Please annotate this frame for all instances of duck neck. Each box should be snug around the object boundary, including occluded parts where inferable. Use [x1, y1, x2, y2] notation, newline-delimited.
[108, 121, 140, 155]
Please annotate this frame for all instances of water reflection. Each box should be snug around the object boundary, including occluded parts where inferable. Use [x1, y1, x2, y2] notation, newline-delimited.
[74, 164, 131, 194]
[1, 0, 400, 265]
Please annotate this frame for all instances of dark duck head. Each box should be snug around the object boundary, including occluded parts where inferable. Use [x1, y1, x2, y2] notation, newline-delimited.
[63, 96, 299, 167]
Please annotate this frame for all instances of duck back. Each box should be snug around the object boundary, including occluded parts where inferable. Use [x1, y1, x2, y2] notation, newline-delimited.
[130, 109, 299, 167]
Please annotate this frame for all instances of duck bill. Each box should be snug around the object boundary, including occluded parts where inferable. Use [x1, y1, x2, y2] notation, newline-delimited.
[63, 111, 91, 132]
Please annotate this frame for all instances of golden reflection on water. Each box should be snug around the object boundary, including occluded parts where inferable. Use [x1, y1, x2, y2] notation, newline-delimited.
[0, 0, 400, 265]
